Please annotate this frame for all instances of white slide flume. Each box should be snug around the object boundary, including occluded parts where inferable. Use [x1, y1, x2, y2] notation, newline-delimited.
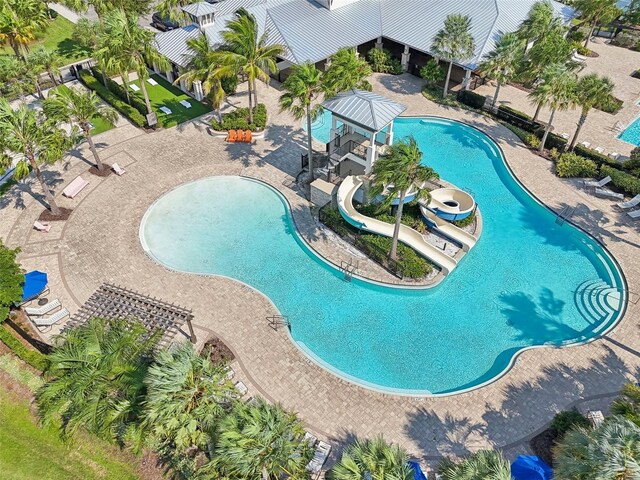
[419, 205, 477, 252]
[337, 176, 458, 275]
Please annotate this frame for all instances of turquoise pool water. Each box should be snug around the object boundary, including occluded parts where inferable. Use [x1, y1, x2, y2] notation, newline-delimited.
[140, 117, 625, 395]
[618, 115, 640, 146]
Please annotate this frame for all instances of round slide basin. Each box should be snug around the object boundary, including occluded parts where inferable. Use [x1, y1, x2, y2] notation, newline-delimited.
[429, 188, 475, 221]
[375, 184, 419, 206]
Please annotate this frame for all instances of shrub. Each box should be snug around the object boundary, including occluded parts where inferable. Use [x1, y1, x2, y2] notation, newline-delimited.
[366, 48, 402, 75]
[422, 85, 460, 107]
[0, 325, 48, 371]
[574, 144, 620, 168]
[453, 211, 476, 228]
[90, 67, 148, 115]
[601, 165, 640, 196]
[523, 132, 541, 149]
[611, 31, 640, 49]
[221, 74, 238, 95]
[596, 95, 623, 114]
[0, 241, 23, 323]
[624, 148, 640, 170]
[210, 104, 267, 131]
[550, 409, 590, 437]
[535, 128, 567, 151]
[356, 234, 433, 278]
[78, 69, 146, 127]
[567, 30, 586, 43]
[501, 122, 530, 143]
[420, 59, 444, 86]
[556, 152, 598, 178]
[496, 105, 539, 132]
[458, 90, 486, 109]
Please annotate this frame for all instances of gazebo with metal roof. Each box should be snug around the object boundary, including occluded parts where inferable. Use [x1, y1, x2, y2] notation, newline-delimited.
[322, 89, 406, 175]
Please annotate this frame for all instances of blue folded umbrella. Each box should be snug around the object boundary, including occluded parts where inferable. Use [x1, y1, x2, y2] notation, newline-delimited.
[408, 460, 428, 480]
[511, 455, 553, 480]
[21, 270, 48, 302]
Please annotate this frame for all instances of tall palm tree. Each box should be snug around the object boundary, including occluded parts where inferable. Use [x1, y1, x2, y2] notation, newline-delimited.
[60, 0, 151, 18]
[35, 318, 159, 442]
[72, 18, 111, 88]
[528, 64, 577, 153]
[554, 416, 640, 479]
[323, 47, 372, 97]
[0, 0, 48, 60]
[478, 32, 524, 108]
[431, 14, 476, 97]
[279, 62, 325, 182]
[0, 99, 70, 216]
[438, 450, 512, 480]
[43, 86, 118, 171]
[568, 73, 614, 150]
[213, 398, 310, 480]
[0, 55, 31, 101]
[214, 8, 283, 123]
[369, 137, 439, 262]
[517, 0, 563, 49]
[176, 35, 227, 121]
[327, 436, 413, 480]
[25, 51, 45, 99]
[573, 0, 622, 48]
[98, 10, 169, 115]
[612, 383, 640, 428]
[29, 47, 62, 86]
[139, 343, 237, 459]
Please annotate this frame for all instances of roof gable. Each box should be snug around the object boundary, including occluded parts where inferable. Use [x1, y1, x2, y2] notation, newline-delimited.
[322, 89, 406, 131]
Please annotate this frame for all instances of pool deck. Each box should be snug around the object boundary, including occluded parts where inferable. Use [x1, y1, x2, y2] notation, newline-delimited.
[1, 73, 640, 468]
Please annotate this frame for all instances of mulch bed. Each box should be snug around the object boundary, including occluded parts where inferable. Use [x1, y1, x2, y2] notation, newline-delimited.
[529, 428, 557, 467]
[202, 337, 235, 364]
[38, 207, 73, 222]
[88, 165, 112, 177]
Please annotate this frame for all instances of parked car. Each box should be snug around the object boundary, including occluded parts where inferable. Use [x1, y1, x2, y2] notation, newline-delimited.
[151, 13, 179, 31]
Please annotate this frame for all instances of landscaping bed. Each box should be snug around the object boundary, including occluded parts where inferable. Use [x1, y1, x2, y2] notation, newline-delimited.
[211, 104, 267, 132]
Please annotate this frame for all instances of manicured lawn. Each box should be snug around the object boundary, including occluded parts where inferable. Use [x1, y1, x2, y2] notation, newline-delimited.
[0, 13, 90, 64]
[130, 74, 211, 126]
[52, 85, 116, 135]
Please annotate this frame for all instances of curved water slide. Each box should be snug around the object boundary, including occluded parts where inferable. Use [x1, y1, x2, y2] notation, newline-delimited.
[419, 206, 478, 252]
[337, 176, 458, 276]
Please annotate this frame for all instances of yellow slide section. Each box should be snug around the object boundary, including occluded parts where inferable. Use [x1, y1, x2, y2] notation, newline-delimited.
[337, 176, 458, 276]
[419, 205, 478, 252]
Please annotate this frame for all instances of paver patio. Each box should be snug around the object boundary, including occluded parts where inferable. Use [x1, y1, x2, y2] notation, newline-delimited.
[1, 73, 639, 469]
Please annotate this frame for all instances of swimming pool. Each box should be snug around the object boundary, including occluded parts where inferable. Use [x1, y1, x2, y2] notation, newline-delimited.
[618, 115, 640, 146]
[140, 117, 626, 395]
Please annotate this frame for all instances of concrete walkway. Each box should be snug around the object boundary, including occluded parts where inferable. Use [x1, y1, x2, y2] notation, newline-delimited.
[1, 74, 639, 471]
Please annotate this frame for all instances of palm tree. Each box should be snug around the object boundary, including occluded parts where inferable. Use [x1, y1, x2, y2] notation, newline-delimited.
[176, 35, 227, 121]
[327, 436, 413, 480]
[323, 47, 372, 97]
[568, 73, 614, 150]
[0, 55, 31, 101]
[517, 0, 563, 49]
[213, 398, 310, 480]
[98, 10, 169, 115]
[35, 318, 159, 442]
[573, 0, 622, 48]
[29, 47, 62, 86]
[25, 52, 45, 99]
[139, 343, 236, 464]
[0, 99, 70, 216]
[369, 137, 439, 262]
[478, 32, 524, 108]
[60, 0, 151, 18]
[528, 64, 577, 154]
[431, 14, 476, 97]
[0, 0, 48, 60]
[214, 8, 283, 123]
[438, 450, 512, 480]
[279, 62, 325, 182]
[554, 416, 640, 479]
[43, 86, 118, 172]
[612, 383, 640, 427]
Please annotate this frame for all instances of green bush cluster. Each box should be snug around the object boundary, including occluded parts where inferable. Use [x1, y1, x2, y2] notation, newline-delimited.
[535, 128, 567, 151]
[210, 104, 267, 132]
[574, 144, 622, 168]
[457, 90, 486, 109]
[421, 85, 460, 107]
[78, 69, 146, 127]
[556, 153, 598, 178]
[601, 165, 640, 196]
[0, 241, 23, 323]
[366, 48, 403, 75]
[356, 234, 433, 278]
[496, 105, 539, 131]
[221, 75, 238, 95]
[596, 95, 624, 114]
[90, 67, 148, 115]
[453, 211, 476, 228]
[551, 409, 590, 437]
[0, 325, 48, 371]
[419, 59, 444, 86]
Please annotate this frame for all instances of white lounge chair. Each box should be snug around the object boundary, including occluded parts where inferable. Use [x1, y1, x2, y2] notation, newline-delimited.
[25, 298, 61, 316]
[112, 163, 126, 176]
[594, 146, 605, 154]
[33, 220, 51, 233]
[560, 132, 570, 139]
[147, 78, 158, 86]
[179, 99, 192, 108]
[628, 209, 640, 220]
[306, 441, 332, 475]
[159, 106, 172, 115]
[617, 194, 640, 210]
[580, 141, 591, 149]
[572, 49, 588, 61]
[235, 381, 248, 396]
[130, 83, 140, 91]
[32, 307, 69, 329]
[62, 176, 89, 198]
[595, 188, 624, 200]
[304, 432, 318, 447]
[584, 176, 611, 189]
[608, 152, 621, 161]
[587, 410, 605, 427]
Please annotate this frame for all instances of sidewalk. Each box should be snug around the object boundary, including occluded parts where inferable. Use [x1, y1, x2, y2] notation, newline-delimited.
[47, 2, 98, 23]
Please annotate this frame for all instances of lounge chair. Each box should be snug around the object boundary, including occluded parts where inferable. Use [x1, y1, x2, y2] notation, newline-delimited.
[595, 188, 624, 200]
[33, 220, 51, 233]
[25, 298, 61, 316]
[179, 99, 192, 108]
[560, 132, 570, 139]
[147, 78, 158, 86]
[236, 130, 246, 142]
[584, 176, 611, 189]
[306, 441, 331, 475]
[304, 431, 318, 447]
[608, 152, 621, 161]
[617, 194, 640, 210]
[226, 130, 238, 142]
[130, 84, 140, 91]
[62, 176, 89, 198]
[31, 307, 69, 330]
[112, 163, 126, 176]
[628, 209, 640, 220]
[587, 410, 605, 427]
[235, 381, 248, 396]
[580, 141, 591, 149]
[594, 146, 605, 154]
[244, 130, 253, 143]
[159, 106, 172, 115]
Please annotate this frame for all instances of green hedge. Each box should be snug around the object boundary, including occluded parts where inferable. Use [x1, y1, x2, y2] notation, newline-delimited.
[0, 325, 48, 371]
[601, 165, 640, 196]
[551, 409, 590, 437]
[496, 105, 540, 132]
[90, 67, 148, 115]
[356, 234, 433, 278]
[573, 144, 619, 168]
[556, 153, 598, 178]
[457, 90, 486, 109]
[79, 69, 146, 127]
[536, 128, 567, 151]
[211, 104, 267, 131]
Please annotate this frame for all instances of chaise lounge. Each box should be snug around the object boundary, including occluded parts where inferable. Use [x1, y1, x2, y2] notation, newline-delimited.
[24, 298, 61, 316]
[31, 307, 70, 330]
[595, 188, 624, 200]
[33, 221, 51, 233]
[617, 194, 640, 210]
[62, 176, 89, 198]
[583, 176, 611, 189]
[628, 209, 640, 220]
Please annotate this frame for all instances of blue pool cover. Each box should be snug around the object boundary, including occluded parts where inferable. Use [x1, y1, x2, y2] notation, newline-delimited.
[21, 270, 48, 302]
[408, 460, 427, 480]
[511, 455, 553, 480]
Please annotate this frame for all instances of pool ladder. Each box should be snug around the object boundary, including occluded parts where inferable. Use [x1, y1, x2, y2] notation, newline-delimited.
[267, 315, 290, 331]
[555, 206, 576, 226]
[340, 260, 358, 282]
